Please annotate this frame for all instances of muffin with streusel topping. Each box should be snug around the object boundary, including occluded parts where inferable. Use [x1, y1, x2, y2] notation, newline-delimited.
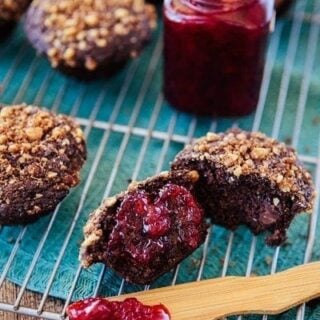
[24, 0, 156, 78]
[0, 104, 86, 225]
[172, 129, 315, 245]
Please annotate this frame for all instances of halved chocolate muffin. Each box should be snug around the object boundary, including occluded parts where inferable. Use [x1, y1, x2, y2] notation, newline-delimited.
[172, 129, 315, 245]
[80, 170, 208, 284]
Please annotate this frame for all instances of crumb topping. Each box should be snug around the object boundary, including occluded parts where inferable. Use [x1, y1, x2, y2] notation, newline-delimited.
[0, 104, 86, 217]
[178, 129, 314, 201]
[26, 0, 157, 70]
[0, 0, 31, 21]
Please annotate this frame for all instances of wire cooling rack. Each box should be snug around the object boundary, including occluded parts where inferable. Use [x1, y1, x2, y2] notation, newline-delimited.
[0, 0, 320, 318]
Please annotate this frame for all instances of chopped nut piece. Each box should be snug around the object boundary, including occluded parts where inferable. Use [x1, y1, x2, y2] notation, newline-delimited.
[47, 47, 58, 57]
[84, 14, 99, 27]
[224, 153, 239, 167]
[276, 174, 284, 184]
[236, 133, 247, 140]
[114, 8, 129, 19]
[87, 28, 99, 39]
[85, 57, 98, 70]
[0, 135, 7, 144]
[8, 144, 19, 153]
[63, 47, 76, 60]
[251, 147, 270, 160]
[78, 41, 87, 51]
[273, 198, 280, 206]
[95, 38, 107, 47]
[206, 132, 219, 141]
[233, 166, 242, 177]
[47, 171, 58, 178]
[99, 28, 109, 37]
[64, 26, 77, 37]
[114, 23, 128, 35]
[26, 127, 44, 141]
[239, 145, 248, 154]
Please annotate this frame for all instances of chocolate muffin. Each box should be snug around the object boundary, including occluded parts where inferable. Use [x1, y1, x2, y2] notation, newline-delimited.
[81, 170, 208, 284]
[172, 129, 315, 245]
[24, 0, 157, 78]
[0, 104, 86, 225]
[0, 0, 31, 38]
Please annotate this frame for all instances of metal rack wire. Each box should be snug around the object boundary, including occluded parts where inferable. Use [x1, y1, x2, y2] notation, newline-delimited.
[0, 0, 319, 318]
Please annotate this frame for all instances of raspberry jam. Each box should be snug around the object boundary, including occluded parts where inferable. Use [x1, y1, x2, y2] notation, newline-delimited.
[164, 0, 274, 116]
[108, 183, 204, 264]
[67, 297, 171, 320]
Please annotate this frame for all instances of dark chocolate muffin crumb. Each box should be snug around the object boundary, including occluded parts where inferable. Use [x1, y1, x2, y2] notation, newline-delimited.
[0, 104, 86, 225]
[172, 129, 315, 245]
[80, 170, 208, 284]
[24, 0, 157, 78]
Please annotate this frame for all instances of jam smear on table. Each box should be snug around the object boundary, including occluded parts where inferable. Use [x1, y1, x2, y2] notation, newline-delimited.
[164, 0, 274, 116]
[67, 297, 170, 320]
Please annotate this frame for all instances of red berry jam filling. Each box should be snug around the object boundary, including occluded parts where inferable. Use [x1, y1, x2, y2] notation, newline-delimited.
[164, 0, 273, 116]
[107, 183, 204, 264]
[67, 297, 170, 320]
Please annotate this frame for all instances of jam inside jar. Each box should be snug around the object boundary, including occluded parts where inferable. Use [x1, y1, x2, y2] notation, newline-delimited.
[163, 0, 274, 117]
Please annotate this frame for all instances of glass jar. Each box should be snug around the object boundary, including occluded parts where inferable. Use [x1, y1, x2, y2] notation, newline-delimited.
[163, 0, 274, 117]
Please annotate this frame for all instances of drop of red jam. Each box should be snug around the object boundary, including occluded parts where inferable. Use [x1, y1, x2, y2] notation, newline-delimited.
[67, 297, 171, 320]
[107, 183, 204, 264]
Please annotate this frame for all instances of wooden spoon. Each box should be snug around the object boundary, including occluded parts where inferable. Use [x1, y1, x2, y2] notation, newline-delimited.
[110, 262, 320, 320]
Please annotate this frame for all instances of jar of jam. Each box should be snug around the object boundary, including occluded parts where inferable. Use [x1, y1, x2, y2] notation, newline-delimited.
[163, 0, 274, 117]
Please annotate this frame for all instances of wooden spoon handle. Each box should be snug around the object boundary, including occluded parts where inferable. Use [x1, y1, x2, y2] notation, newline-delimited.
[111, 262, 320, 320]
